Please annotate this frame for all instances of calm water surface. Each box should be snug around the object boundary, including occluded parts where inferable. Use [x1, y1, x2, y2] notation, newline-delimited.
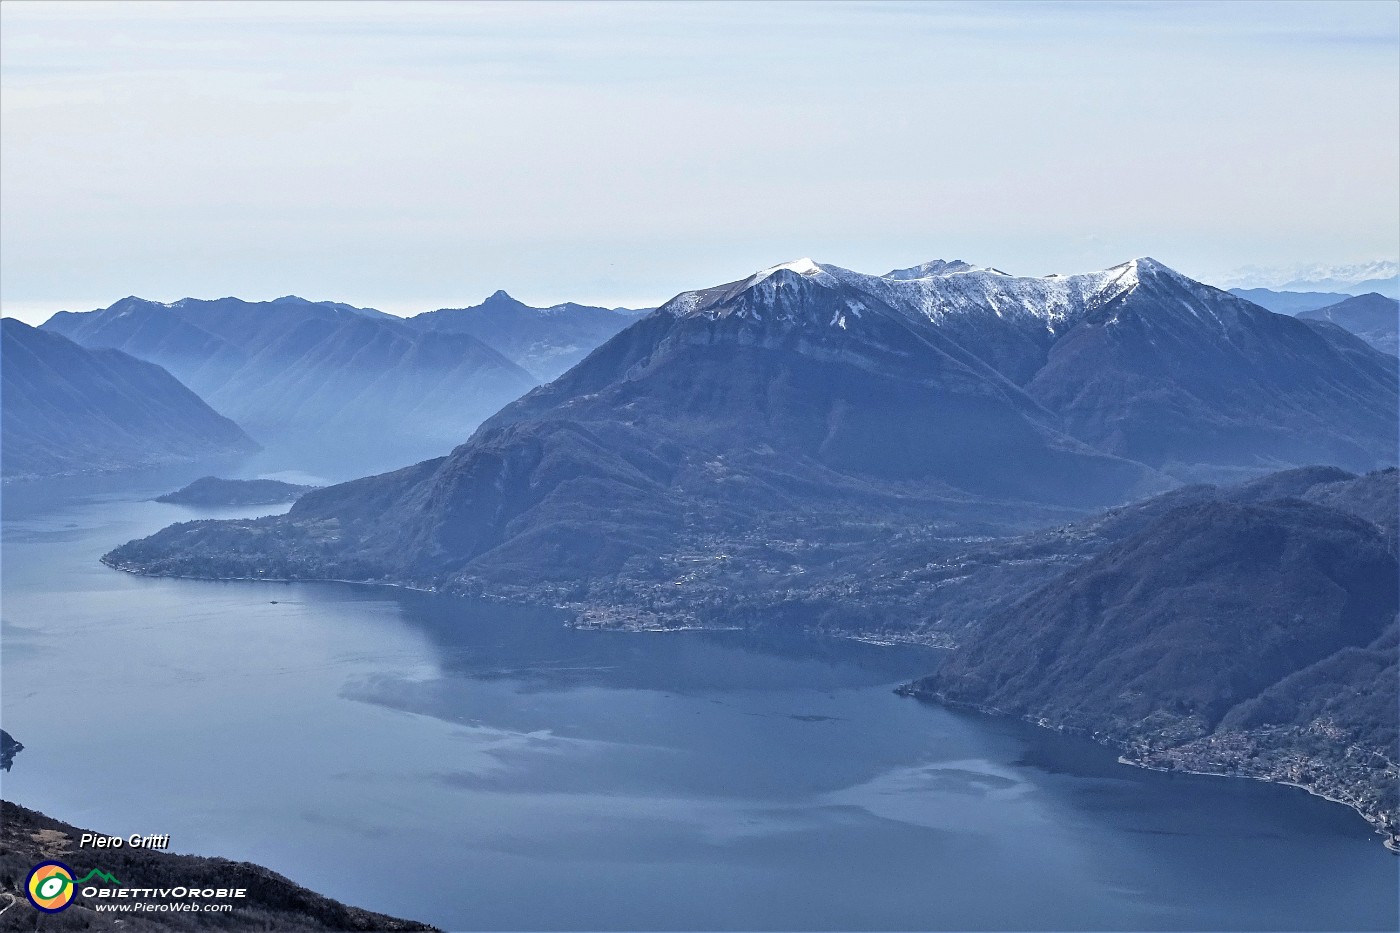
[2, 464, 1396, 931]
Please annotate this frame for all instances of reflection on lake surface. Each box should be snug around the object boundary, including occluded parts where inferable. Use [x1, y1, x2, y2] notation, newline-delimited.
[2, 464, 1396, 931]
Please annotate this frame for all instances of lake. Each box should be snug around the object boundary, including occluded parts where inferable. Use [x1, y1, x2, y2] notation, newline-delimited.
[2, 462, 1396, 931]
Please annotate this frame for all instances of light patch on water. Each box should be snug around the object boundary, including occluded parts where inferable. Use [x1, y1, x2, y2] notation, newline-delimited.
[822, 758, 1042, 832]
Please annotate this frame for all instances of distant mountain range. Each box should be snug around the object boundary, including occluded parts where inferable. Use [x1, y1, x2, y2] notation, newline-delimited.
[904, 466, 1398, 844]
[40, 292, 653, 462]
[1228, 288, 1399, 355]
[405, 290, 649, 380]
[1226, 287, 1354, 315]
[1219, 261, 1400, 298]
[42, 295, 539, 457]
[1296, 293, 1399, 356]
[1279, 269, 1399, 298]
[102, 256, 1396, 609]
[2, 319, 258, 480]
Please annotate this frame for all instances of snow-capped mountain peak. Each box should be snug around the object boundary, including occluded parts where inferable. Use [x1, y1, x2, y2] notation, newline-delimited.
[881, 259, 999, 280]
[1216, 260, 1399, 293]
[1113, 256, 1185, 283]
[104, 296, 180, 316]
[661, 257, 868, 325]
[760, 257, 825, 277]
[743, 257, 843, 292]
[661, 254, 1243, 337]
[1088, 257, 1163, 297]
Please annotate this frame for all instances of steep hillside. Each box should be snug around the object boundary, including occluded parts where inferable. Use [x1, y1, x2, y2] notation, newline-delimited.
[1297, 292, 1399, 355]
[1, 319, 257, 480]
[904, 470, 1400, 842]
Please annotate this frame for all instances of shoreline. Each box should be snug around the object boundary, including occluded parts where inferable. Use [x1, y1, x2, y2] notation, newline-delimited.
[1121, 755, 1400, 851]
[100, 558, 443, 596]
[101, 559, 957, 647]
[898, 685, 1400, 851]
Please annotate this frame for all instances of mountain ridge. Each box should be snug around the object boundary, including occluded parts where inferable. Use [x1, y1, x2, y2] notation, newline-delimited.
[1296, 292, 1399, 356]
[655, 255, 1397, 475]
[42, 296, 538, 461]
[1226, 287, 1354, 316]
[404, 290, 649, 380]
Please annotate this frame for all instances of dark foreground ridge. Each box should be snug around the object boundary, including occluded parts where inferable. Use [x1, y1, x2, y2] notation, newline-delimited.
[0, 800, 438, 931]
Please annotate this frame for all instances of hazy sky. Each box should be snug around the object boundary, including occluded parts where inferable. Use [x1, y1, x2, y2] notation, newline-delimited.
[2, 0, 1397, 323]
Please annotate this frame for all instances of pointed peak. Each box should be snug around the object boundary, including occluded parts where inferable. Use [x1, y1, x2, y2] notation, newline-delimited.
[1116, 256, 1185, 278]
[478, 289, 533, 309]
[105, 295, 166, 313]
[744, 258, 843, 293]
[1095, 257, 1182, 288]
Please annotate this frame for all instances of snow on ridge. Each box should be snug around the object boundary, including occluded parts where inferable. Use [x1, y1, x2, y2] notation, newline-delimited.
[758, 257, 825, 277]
[881, 259, 996, 280]
[743, 257, 843, 292]
[664, 255, 1215, 330]
[828, 260, 1149, 326]
[830, 255, 1227, 328]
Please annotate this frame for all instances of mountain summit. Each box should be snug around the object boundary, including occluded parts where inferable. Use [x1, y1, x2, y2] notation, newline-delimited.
[620, 255, 1395, 474]
[882, 259, 996, 279]
[807, 256, 1394, 472]
[406, 292, 648, 380]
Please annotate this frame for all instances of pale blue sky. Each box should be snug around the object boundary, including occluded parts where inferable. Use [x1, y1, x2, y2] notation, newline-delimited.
[2, 0, 1397, 322]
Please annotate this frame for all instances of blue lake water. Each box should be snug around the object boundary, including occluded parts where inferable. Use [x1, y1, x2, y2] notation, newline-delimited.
[2, 463, 1396, 931]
